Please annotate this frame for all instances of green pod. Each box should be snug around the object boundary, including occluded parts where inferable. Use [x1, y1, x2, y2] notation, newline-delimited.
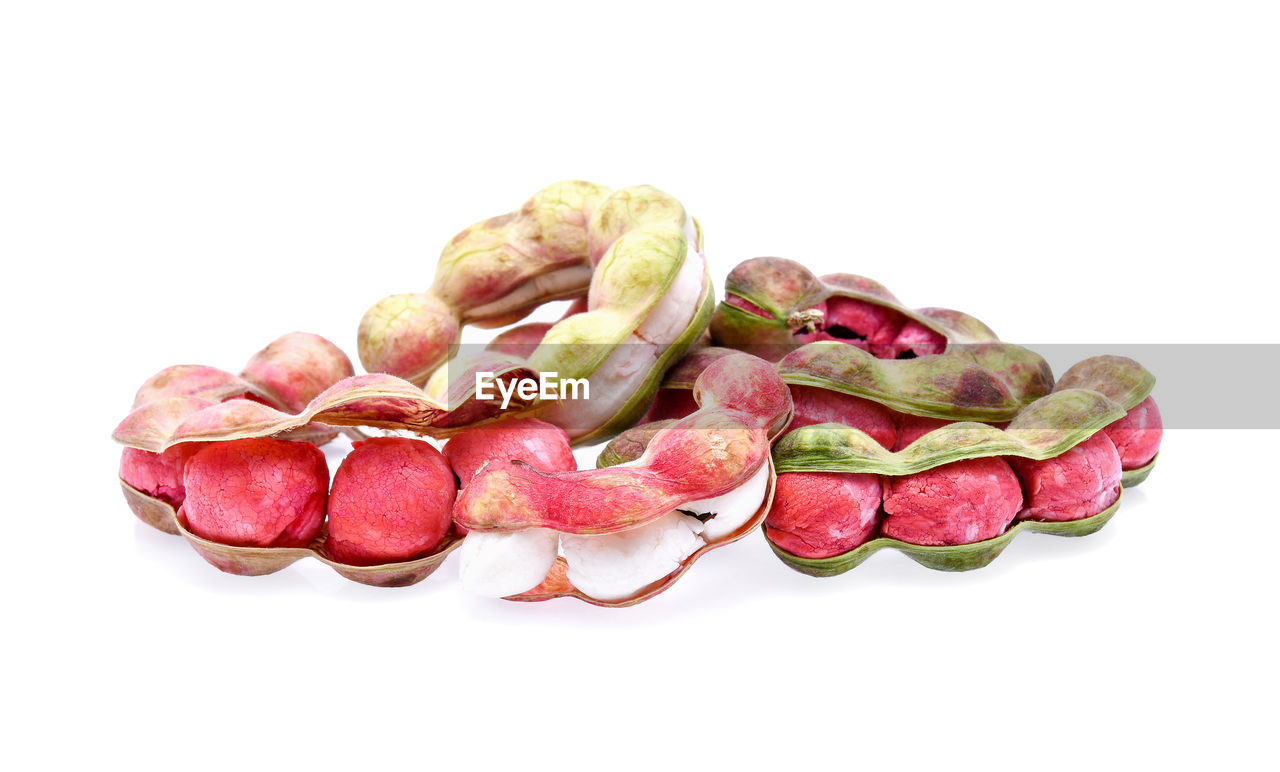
[773, 388, 1126, 475]
[528, 218, 716, 445]
[710, 257, 1001, 358]
[778, 342, 1053, 422]
[596, 419, 678, 468]
[766, 356, 1148, 577]
[1054, 355, 1155, 410]
[568, 286, 715, 446]
[1120, 454, 1159, 488]
[767, 494, 1122, 576]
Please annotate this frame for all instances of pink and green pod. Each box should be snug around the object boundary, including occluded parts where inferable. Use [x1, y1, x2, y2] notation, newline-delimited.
[709, 257, 1001, 362]
[453, 352, 791, 606]
[765, 369, 1141, 575]
[443, 417, 578, 536]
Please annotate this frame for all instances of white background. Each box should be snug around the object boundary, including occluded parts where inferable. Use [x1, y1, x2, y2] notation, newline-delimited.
[3, 2, 1277, 770]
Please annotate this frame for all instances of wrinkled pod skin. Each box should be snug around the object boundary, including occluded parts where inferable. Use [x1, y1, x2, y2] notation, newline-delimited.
[115, 190, 710, 449]
[708, 258, 1053, 404]
[118, 332, 355, 523]
[359, 182, 699, 373]
[114, 334, 467, 587]
[358, 181, 714, 445]
[359, 181, 609, 384]
[654, 342, 1053, 420]
[764, 356, 1152, 575]
[454, 352, 792, 606]
[130, 331, 353, 412]
[240, 332, 355, 413]
[701, 258, 1054, 412]
[711, 257, 995, 357]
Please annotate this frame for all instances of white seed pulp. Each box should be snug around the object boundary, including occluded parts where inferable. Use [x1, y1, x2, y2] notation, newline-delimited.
[678, 461, 771, 541]
[559, 460, 771, 601]
[560, 512, 706, 602]
[457, 528, 559, 598]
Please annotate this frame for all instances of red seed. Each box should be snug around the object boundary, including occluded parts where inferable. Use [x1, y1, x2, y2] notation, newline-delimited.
[326, 437, 456, 566]
[181, 438, 329, 549]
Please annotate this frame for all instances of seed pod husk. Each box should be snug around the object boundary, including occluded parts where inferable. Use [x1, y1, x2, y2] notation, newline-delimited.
[766, 355, 1153, 576]
[778, 342, 1052, 421]
[710, 257, 1002, 360]
[357, 181, 715, 445]
[767, 494, 1122, 576]
[454, 352, 791, 606]
[121, 478, 462, 587]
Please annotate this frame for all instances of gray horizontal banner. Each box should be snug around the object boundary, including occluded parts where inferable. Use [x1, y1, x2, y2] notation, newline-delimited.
[436, 343, 1280, 430]
[1017, 343, 1279, 430]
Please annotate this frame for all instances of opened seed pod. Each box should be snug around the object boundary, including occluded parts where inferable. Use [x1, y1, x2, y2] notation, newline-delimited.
[115, 334, 475, 587]
[122, 434, 463, 588]
[358, 181, 715, 445]
[118, 332, 357, 528]
[710, 257, 1007, 361]
[765, 356, 1151, 575]
[453, 352, 791, 607]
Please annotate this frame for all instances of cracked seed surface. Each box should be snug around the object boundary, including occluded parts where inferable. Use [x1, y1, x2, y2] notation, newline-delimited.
[1010, 432, 1122, 522]
[766, 472, 882, 558]
[182, 438, 329, 548]
[119, 443, 207, 508]
[882, 457, 1022, 546]
[1103, 396, 1163, 469]
[443, 418, 576, 485]
[326, 437, 456, 565]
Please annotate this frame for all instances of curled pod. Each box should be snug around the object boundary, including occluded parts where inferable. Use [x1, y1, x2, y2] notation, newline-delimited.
[357, 181, 715, 446]
[359, 180, 611, 385]
[453, 352, 791, 607]
[444, 417, 577, 539]
[766, 365, 1144, 575]
[113, 343, 535, 579]
[638, 346, 737, 423]
[709, 257, 1011, 362]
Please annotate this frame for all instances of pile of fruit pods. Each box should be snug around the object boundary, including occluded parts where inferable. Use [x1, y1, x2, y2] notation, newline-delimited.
[114, 181, 1161, 606]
